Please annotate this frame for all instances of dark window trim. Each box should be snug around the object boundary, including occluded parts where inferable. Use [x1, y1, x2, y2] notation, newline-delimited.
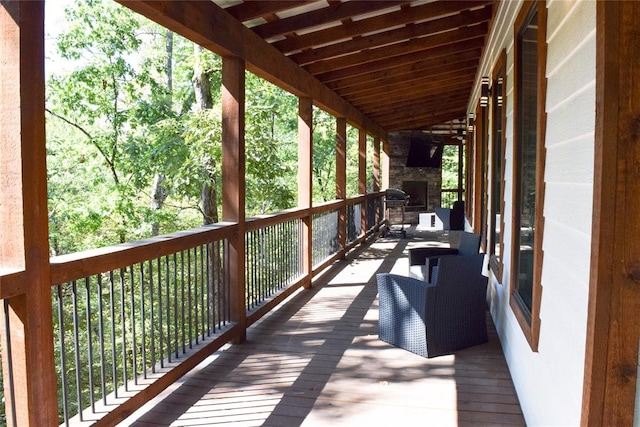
[509, 0, 547, 352]
[489, 50, 507, 283]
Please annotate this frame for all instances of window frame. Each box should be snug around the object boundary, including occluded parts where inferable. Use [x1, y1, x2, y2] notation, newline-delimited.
[509, 0, 547, 351]
[489, 50, 507, 282]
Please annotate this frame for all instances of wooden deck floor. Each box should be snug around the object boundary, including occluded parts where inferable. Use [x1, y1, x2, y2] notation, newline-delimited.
[120, 228, 525, 427]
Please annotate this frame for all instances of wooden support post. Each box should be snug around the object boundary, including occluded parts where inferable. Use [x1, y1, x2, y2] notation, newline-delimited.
[582, 2, 640, 425]
[336, 117, 347, 251]
[458, 141, 464, 202]
[298, 97, 313, 286]
[373, 136, 381, 225]
[0, 2, 58, 425]
[381, 140, 390, 191]
[221, 56, 246, 342]
[373, 137, 381, 192]
[358, 129, 367, 232]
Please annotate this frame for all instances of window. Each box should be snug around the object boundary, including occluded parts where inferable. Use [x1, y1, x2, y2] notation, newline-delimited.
[510, 0, 546, 350]
[489, 51, 507, 281]
[479, 104, 489, 247]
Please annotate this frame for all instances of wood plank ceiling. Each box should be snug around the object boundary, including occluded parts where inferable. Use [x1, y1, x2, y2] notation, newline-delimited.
[214, 0, 496, 132]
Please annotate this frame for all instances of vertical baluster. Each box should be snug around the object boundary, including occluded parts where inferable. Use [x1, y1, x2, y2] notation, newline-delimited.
[119, 269, 128, 392]
[149, 259, 156, 374]
[108, 271, 118, 398]
[247, 231, 251, 310]
[268, 226, 273, 295]
[259, 228, 264, 303]
[193, 247, 198, 345]
[271, 225, 276, 292]
[173, 253, 179, 359]
[139, 263, 147, 379]
[165, 255, 172, 363]
[85, 277, 96, 411]
[180, 250, 186, 355]
[224, 239, 231, 326]
[71, 281, 83, 420]
[97, 275, 107, 405]
[247, 231, 253, 310]
[187, 248, 193, 349]
[129, 266, 137, 385]
[199, 245, 205, 341]
[56, 285, 70, 425]
[158, 257, 164, 368]
[206, 243, 212, 335]
[278, 223, 282, 290]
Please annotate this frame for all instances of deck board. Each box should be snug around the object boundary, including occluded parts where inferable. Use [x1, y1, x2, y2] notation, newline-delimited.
[120, 229, 525, 427]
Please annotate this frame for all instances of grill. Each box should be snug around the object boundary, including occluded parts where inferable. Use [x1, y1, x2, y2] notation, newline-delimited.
[383, 188, 408, 238]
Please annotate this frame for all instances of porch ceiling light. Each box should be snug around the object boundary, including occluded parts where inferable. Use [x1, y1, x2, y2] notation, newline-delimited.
[480, 76, 490, 107]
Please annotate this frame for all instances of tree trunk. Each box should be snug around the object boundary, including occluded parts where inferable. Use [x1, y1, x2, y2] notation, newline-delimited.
[192, 43, 223, 326]
[192, 44, 217, 224]
[149, 30, 175, 236]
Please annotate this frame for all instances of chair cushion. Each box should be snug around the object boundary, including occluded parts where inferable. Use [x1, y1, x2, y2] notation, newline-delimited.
[409, 264, 428, 281]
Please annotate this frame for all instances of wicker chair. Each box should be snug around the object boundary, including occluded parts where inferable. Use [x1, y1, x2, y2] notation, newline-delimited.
[408, 231, 481, 282]
[377, 253, 488, 358]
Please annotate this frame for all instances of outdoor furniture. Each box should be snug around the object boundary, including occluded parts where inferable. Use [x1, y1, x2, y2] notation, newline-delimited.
[408, 231, 481, 281]
[433, 201, 465, 230]
[377, 253, 488, 358]
[434, 207, 450, 230]
[450, 200, 465, 230]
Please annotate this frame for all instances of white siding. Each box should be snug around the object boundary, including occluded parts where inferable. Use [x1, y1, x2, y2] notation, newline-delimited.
[479, 0, 596, 425]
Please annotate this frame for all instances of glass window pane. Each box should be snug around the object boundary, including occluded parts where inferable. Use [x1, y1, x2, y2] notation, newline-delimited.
[515, 9, 538, 313]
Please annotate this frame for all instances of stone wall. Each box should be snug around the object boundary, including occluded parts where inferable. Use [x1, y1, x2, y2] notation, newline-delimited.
[386, 131, 442, 224]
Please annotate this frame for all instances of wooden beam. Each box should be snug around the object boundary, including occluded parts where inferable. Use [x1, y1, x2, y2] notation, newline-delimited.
[304, 23, 488, 75]
[0, 2, 58, 425]
[383, 110, 468, 132]
[329, 54, 481, 95]
[253, 1, 409, 40]
[273, 0, 493, 53]
[290, 6, 492, 66]
[224, 1, 313, 23]
[366, 88, 471, 116]
[221, 56, 247, 342]
[343, 69, 475, 103]
[374, 105, 469, 130]
[350, 79, 473, 110]
[582, 1, 640, 425]
[116, 1, 386, 139]
[314, 37, 485, 83]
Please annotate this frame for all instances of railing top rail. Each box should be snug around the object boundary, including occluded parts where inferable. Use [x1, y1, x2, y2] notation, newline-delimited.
[245, 206, 309, 231]
[50, 221, 238, 285]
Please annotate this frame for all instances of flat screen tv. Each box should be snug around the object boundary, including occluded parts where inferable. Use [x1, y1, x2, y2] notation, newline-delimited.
[406, 137, 443, 168]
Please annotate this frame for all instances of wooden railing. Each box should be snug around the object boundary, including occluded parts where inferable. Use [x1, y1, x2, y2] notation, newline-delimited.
[0, 193, 384, 427]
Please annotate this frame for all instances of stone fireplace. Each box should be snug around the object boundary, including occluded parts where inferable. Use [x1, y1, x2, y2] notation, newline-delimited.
[402, 180, 428, 210]
[387, 131, 442, 224]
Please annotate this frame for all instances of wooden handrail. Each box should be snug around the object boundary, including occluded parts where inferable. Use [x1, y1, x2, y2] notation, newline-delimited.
[49, 222, 238, 285]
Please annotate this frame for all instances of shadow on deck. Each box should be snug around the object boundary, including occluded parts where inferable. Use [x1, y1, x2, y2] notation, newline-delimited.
[120, 227, 525, 427]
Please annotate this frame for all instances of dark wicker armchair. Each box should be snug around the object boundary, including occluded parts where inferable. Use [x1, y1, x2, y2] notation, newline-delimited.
[377, 254, 488, 358]
[408, 231, 481, 282]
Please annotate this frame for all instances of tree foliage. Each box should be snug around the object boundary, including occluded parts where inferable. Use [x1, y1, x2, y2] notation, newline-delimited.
[45, 0, 303, 255]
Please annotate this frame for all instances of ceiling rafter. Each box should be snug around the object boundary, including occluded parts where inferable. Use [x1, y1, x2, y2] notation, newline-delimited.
[289, 5, 493, 66]
[136, 0, 497, 132]
[252, 1, 410, 40]
[313, 37, 485, 83]
[271, 0, 493, 54]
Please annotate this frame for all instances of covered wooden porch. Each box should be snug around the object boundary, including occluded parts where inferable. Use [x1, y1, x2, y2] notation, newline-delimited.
[121, 228, 523, 427]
